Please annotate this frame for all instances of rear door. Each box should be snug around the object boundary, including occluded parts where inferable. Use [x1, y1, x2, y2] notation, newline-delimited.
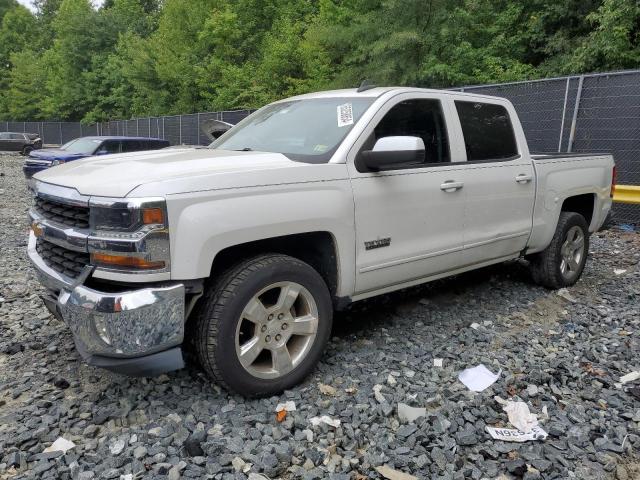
[348, 93, 468, 295]
[453, 99, 536, 263]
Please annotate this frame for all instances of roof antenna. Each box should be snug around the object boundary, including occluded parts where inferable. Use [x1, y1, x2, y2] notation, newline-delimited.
[357, 79, 376, 92]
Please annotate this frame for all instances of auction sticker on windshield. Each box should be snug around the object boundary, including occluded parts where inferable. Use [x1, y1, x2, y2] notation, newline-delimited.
[337, 103, 354, 127]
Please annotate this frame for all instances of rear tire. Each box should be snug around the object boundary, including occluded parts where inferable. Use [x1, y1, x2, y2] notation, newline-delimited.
[194, 254, 333, 397]
[530, 212, 589, 289]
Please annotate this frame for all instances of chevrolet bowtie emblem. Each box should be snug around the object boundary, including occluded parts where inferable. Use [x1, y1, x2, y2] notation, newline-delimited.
[31, 222, 44, 238]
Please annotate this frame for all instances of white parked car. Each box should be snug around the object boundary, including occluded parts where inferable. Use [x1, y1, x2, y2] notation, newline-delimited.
[27, 87, 615, 396]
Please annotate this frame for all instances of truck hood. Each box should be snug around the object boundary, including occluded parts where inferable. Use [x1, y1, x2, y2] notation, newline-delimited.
[33, 148, 347, 197]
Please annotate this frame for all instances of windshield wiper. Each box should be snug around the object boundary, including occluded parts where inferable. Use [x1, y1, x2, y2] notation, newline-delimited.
[234, 147, 253, 151]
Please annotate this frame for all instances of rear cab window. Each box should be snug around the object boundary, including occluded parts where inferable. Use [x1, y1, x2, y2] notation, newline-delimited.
[454, 100, 518, 162]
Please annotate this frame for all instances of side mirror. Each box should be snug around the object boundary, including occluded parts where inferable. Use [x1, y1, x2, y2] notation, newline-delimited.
[360, 136, 425, 171]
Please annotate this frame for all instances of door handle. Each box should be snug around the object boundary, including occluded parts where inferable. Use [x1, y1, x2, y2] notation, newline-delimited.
[440, 180, 464, 192]
[515, 174, 533, 183]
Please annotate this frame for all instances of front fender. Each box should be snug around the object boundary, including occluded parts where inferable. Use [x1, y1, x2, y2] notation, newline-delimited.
[166, 180, 356, 297]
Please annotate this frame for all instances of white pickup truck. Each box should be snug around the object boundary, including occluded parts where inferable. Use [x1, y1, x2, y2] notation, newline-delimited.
[27, 87, 615, 396]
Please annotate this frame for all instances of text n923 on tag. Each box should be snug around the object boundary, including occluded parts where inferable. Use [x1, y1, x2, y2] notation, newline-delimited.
[485, 425, 548, 442]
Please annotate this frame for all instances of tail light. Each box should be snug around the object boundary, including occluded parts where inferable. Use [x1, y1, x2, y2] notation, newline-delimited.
[610, 165, 617, 198]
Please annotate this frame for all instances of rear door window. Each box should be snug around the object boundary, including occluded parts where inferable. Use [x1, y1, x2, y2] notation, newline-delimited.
[454, 101, 518, 161]
[10, 133, 25, 140]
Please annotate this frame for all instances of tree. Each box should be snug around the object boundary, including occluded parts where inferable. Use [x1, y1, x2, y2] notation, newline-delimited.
[2, 0, 640, 121]
[0, 0, 17, 20]
[569, 0, 640, 72]
[0, 5, 38, 115]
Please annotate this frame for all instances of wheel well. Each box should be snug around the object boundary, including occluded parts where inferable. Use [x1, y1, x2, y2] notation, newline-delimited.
[211, 232, 339, 299]
[561, 193, 595, 227]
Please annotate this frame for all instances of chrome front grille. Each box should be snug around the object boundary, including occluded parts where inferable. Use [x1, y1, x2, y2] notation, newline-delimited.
[36, 238, 90, 279]
[34, 197, 90, 229]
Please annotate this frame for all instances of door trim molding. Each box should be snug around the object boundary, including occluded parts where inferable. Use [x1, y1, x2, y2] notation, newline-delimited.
[359, 244, 465, 273]
[358, 230, 529, 274]
[464, 230, 530, 249]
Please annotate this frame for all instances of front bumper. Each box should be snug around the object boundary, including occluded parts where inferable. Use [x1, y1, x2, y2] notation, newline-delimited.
[28, 232, 185, 376]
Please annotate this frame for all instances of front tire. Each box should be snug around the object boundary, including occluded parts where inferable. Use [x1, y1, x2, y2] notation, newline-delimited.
[194, 254, 333, 396]
[530, 212, 589, 289]
[21, 146, 33, 156]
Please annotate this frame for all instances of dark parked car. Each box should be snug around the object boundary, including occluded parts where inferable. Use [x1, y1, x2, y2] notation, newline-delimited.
[0, 132, 42, 155]
[23, 136, 170, 178]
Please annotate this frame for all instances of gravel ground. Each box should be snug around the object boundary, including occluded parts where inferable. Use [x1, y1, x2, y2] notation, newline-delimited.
[0, 152, 639, 480]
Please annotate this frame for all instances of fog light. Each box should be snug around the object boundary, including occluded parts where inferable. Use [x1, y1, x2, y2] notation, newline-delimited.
[93, 314, 111, 345]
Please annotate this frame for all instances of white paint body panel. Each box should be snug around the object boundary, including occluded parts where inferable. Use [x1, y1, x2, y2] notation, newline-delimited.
[33, 87, 614, 298]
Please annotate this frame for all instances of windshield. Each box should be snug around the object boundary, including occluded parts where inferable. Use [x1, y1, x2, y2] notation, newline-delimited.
[211, 97, 374, 163]
[61, 138, 102, 154]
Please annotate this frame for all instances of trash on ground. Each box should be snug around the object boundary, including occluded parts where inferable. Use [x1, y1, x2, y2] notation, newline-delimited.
[620, 371, 640, 384]
[485, 425, 548, 442]
[614, 268, 627, 275]
[470, 322, 480, 330]
[387, 374, 397, 386]
[495, 396, 539, 432]
[275, 401, 296, 412]
[276, 410, 287, 422]
[310, 415, 341, 428]
[345, 386, 357, 394]
[486, 396, 548, 442]
[373, 384, 387, 403]
[433, 358, 443, 367]
[318, 383, 337, 396]
[43, 437, 75, 454]
[556, 288, 577, 303]
[397, 403, 426, 423]
[458, 364, 501, 392]
[375, 465, 418, 480]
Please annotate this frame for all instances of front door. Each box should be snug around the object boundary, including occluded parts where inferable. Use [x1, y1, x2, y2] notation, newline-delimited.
[348, 95, 468, 295]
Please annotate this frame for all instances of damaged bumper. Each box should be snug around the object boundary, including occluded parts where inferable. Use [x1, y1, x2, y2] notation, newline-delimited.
[28, 232, 185, 377]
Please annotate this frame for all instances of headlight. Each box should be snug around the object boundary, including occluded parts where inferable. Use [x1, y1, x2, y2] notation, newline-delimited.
[51, 160, 65, 166]
[88, 197, 170, 273]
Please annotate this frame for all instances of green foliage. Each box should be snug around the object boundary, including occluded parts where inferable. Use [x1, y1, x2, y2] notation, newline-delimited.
[1, 0, 639, 121]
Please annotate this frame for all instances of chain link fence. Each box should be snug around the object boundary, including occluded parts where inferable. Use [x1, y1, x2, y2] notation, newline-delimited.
[453, 70, 640, 224]
[97, 110, 253, 146]
[3, 70, 639, 223]
[1, 121, 101, 145]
